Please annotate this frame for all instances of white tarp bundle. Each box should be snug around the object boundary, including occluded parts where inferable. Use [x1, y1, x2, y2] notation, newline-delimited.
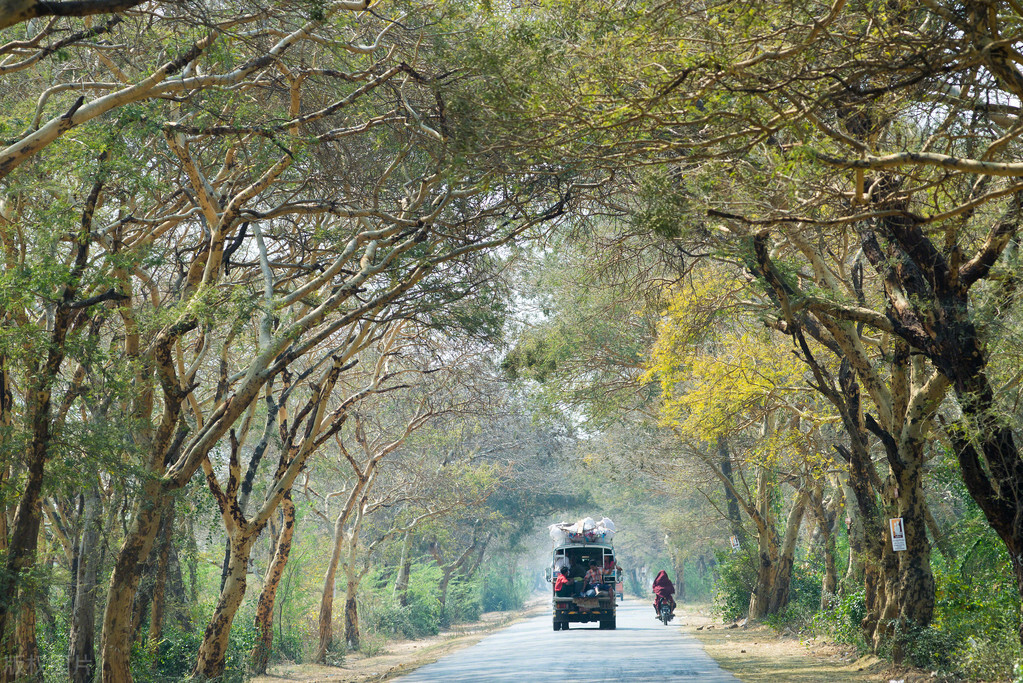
[548, 516, 617, 544]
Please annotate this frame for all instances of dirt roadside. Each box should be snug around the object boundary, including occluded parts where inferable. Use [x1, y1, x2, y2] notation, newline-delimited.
[250, 599, 549, 683]
[253, 600, 930, 683]
[682, 605, 948, 683]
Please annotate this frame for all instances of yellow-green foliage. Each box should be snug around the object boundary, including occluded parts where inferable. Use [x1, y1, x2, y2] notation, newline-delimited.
[644, 269, 827, 457]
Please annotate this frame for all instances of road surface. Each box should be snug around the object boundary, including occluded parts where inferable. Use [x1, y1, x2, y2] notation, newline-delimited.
[395, 599, 742, 682]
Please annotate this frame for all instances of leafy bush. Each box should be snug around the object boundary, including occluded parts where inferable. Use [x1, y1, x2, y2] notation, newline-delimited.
[809, 589, 867, 651]
[480, 561, 528, 612]
[132, 622, 257, 682]
[443, 577, 483, 625]
[712, 548, 757, 622]
[365, 564, 442, 639]
[271, 630, 304, 664]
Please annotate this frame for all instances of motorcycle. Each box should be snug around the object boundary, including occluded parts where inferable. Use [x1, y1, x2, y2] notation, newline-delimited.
[658, 600, 673, 625]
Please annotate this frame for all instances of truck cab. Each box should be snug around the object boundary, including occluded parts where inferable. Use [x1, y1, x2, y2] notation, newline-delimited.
[544, 542, 621, 631]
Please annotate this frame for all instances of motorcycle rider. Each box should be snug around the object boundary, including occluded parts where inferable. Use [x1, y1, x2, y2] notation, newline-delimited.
[652, 570, 676, 618]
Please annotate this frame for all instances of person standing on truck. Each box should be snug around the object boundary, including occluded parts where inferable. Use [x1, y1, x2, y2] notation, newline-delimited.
[652, 570, 676, 617]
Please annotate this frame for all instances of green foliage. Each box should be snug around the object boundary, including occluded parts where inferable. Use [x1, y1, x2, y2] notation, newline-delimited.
[762, 562, 821, 630]
[443, 577, 484, 625]
[712, 548, 757, 621]
[479, 560, 528, 612]
[810, 589, 868, 652]
[366, 564, 443, 639]
[131, 623, 257, 682]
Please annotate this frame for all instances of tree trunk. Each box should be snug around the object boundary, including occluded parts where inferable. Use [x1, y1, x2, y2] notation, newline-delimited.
[748, 544, 776, 620]
[841, 485, 864, 593]
[68, 483, 101, 683]
[819, 515, 837, 610]
[99, 479, 166, 682]
[768, 489, 808, 614]
[393, 530, 413, 607]
[718, 437, 746, 544]
[894, 456, 934, 630]
[191, 533, 255, 680]
[315, 515, 345, 663]
[343, 587, 359, 651]
[15, 595, 40, 681]
[148, 502, 176, 646]
[252, 496, 295, 675]
[0, 455, 44, 674]
[747, 465, 777, 620]
[874, 525, 901, 654]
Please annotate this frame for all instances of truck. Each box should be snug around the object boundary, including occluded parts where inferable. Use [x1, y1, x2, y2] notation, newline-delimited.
[544, 540, 622, 631]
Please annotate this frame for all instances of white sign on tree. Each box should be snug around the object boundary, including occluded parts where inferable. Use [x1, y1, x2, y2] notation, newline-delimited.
[889, 518, 907, 552]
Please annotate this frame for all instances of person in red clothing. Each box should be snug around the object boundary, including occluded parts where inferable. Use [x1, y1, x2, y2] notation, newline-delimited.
[652, 570, 676, 617]
[554, 567, 574, 596]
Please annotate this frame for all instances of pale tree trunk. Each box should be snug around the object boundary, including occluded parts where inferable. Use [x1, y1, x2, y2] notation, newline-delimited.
[252, 496, 295, 674]
[808, 485, 838, 609]
[343, 496, 369, 651]
[68, 483, 101, 683]
[768, 489, 808, 614]
[192, 533, 255, 680]
[393, 530, 413, 607]
[748, 466, 777, 620]
[315, 513, 347, 663]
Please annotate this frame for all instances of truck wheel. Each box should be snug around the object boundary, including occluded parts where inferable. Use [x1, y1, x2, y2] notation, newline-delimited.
[603, 617, 616, 630]
[553, 620, 561, 631]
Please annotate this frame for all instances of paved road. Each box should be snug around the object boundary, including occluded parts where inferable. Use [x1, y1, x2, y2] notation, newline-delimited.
[395, 599, 741, 682]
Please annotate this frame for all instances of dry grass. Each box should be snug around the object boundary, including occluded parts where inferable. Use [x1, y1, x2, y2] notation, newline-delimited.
[250, 601, 548, 683]
[679, 604, 892, 682]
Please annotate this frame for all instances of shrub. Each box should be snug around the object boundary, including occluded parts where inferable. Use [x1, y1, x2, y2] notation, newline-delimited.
[809, 589, 867, 652]
[444, 577, 483, 625]
[365, 564, 443, 639]
[133, 622, 257, 682]
[480, 561, 527, 612]
[712, 548, 757, 622]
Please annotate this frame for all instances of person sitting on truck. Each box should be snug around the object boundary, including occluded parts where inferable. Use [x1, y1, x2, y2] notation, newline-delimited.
[554, 567, 574, 597]
[603, 556, 619, 595]
[652, 570, 676, 617]
[582, 561, 608, 597]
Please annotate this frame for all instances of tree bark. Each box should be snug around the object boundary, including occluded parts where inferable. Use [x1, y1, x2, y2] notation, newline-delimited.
[251, 496, 295, 674]
[718, 437, 747, 544]
[768, 489, 807, 614]
[100, 479, 166, 682]
[148, 502, 176, 646]
[315, 516, 345, 663]
[393, 530, 413, 607]
[191, 533, 255, 680]
[14, 595, 40, 681]
[68, 483, 101, 683]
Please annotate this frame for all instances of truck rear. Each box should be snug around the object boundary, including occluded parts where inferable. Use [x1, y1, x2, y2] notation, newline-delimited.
[544, 518, 621, 631]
